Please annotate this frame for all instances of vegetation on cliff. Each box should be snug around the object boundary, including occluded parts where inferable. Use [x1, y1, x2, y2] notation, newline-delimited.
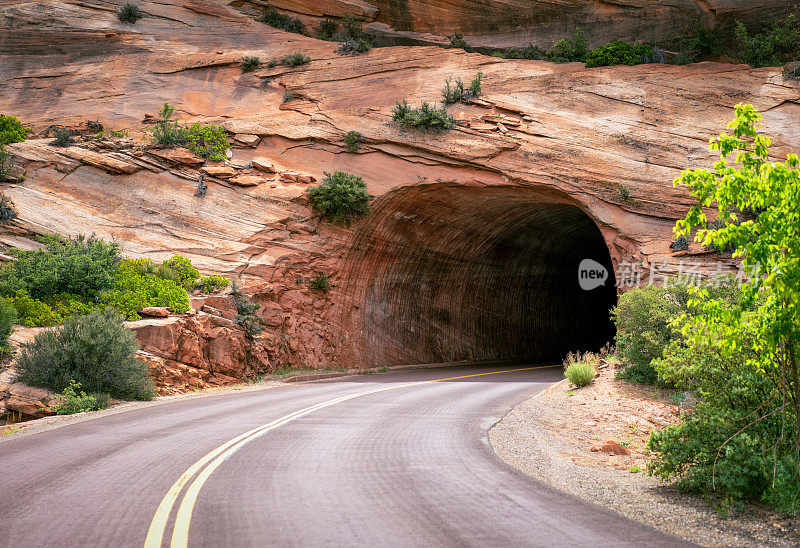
[308, 171, 372, 224]
[392, 101, 455, 130]
[152, 103, 229, 162]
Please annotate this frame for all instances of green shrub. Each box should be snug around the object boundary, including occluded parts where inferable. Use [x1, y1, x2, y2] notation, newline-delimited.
[498, 44, 545, 60]
[341, 14, 365, 40]
[585, 40, 653, 68]
[442, 78, 465, 104]
[0, 149, 10, 182]
[315, 18, 339, 40]
[8, 290, 62, 327]
[47, 293, 100, 319]
[563, 352, 597, 387]
[618, 183, 632, 202]
[392, 100, 455, 130]
[445, 31, 471, 52]
[336, 38, 371, 56]
[16, 308, 155, 401]
[673, 19, 725, 64]
[307, 171, 372, 224]
[158, 255, 200, 289]
[309, 273, 331, 293]
[735, 20, 799, 68]
[344, 130, 362, 152]
[51, 127, 73, 148]
[282, 53, 311, 67]
[257, 6, 306, 34]
[0, 297, 16, 358]
[0, 114, 27, 146]
[51, 380, 106, 415]
[0, 191, 17, 219]
[185, 123, 228, 162]
[545, 30, 587, 63]
[151, 103, 187, 148]
[242, 56, 261, 72]
[266, 59, 278, 68]
[232, 281, 263, 340]
[0, 234, 120, 299]
[117, 3, 143, 24]
[283, 89, 295, 102]
[101, 259, 190, 320]
[197, 275, 229, 293]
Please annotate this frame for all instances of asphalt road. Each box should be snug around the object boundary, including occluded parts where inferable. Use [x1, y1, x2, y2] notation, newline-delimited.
[0, 363, 691, 547]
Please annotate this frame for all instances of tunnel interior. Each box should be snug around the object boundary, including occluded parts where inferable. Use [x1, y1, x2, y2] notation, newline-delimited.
[340, 184, 617, 366]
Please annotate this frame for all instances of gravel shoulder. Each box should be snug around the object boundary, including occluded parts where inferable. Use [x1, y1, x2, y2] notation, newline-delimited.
[489, 366, 799, 547]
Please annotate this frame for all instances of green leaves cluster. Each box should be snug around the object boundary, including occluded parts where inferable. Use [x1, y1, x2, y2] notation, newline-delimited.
[735, 19, 799, 68]
[307, 171, 372, 224]
[51, 380, 107, 415]
[585, 40, 653, 68]
[152, 103, 229, 161]
[392, 100, 455, 130]
[232, 281, 264, 341]
[256, 6, 306, 35]
[441, 72, 482, 104]
[0, 115, 27, 146]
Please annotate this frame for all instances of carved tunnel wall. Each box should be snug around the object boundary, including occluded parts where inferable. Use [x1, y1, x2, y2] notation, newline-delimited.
[338, 184, 617, 367]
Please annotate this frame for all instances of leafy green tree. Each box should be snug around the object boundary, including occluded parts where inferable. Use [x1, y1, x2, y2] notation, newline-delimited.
[0, 114, 27, 146]
[307, 171, 372, 224]
[649, 103, 800, 510]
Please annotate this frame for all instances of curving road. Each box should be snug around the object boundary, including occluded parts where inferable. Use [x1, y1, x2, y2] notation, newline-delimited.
[0, 364, 691, 547]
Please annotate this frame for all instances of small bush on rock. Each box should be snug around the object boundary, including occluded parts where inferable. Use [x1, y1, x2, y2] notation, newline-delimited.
[344, 130, 362, 152]
[0, 114, 28, 146]
[392, 100, 455, 130]
[102, 258, 191, 319]
[336, 38, 371, 56]
[185, 123, 229, 162]
[307, 171, 372, 224]
[445, 31, 471, 52]
[282, 53, 311, 67]
[315, 18, 339, 41]
[563, 351, 597, 387]
[257, 6, 306, 35]
[232, 281, 264, 340]
[442, 72, 482, 104]
[545, 30, 588, 63]
[242, 56, 261, 72]
[735, 20, 799, 68]
[0, 297, 16, 359]
[152, 103, 187, 148]
[585, 40, 653, 68]
[51, 127, 74, 148]
[309, 273, 331, 293]
[283, 89, 295, 102]
[117, 3, 143, 24]
[0, 191, 17, 220]
[16, 308, 156, 401]
[197, 275, 229, 293]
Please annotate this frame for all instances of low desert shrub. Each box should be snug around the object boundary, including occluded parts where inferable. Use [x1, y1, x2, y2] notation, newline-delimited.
[673, 19, 725, 64]
[282, 53, 311, 67]
[735, 19, 799, 68]
[441, 72, 482, 104]
[585, 40, 653, 68]
[151, 103, 187, 148]
[336, 37, 371, 56]
[16, 309, 155, 400]
[315, 18, 339, 41]
[341, 14, 365, 40]
[101, 258, 191, 319]
[563, 351, 597, 387]
[51, 380, 106, 415]
[117, 3, 143, 24]
[445, 31, 471, 52]
[307, 171, 372, 224]
[185, 123, 228, 162]
[309, 273, 331, 293]
[545, 30, 588, 63]
[670, 235, 689, 252]
[283, 89, 295, 102]
[0, 297, 16, 359]
[497, 44, 545, 60]
[242, 56, 261, 72]
[232, 281, 264, 340]
[0, 191, 16, 220]
[197, 275, 229, 293]
[0, 149, 11, 182]
[392, 100, 455, 130]
[0, 114, 27, 146]
[7, 290, 62, 327]
[157, 255, 200, 289]
[618, 183, 632, 202]
[344, 130, 362, 152]
[51, 127, 73, 148]
[256, 6, 306, 35]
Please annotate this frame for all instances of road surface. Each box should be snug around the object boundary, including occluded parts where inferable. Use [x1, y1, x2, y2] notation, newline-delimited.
[0, 363, 691, 547]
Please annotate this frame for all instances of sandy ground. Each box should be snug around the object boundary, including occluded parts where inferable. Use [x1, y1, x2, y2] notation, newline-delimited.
[490, 365, 800, 547]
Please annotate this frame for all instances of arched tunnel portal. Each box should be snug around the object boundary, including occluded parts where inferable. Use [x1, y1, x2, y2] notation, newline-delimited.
[338, 184, 617, 367]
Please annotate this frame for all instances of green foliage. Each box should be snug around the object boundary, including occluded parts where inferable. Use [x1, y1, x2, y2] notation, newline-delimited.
[242, 56, 261, 72]
[335, 37, 372, 56]
[197, 275, 229, 293]
[185, 123, 229, 162]
[102, 258, 190, 320]
[585, 40, 653, 68]
[497, 44, 545, 60]
[0, 191, 17, 219]
[51, 380, 106, 415]
[309, 273, 331, 293]
[152, 103, 187, 148]
[0, 149, 10, 182]
[8, 290, 62, 327]
[446, 32, 471, 52]
[648, 104, 800, 513]
[545, 30, 588, 63]
[0, 114, 27, 146]
[618, 183, 632, 202]
[51, 127, 73, 148]
[563, 351, 597, 387]
[341, 14, 365, 40]
[266, 59, 277, 68]
[441, 73, 481, 104]
[283, 89, 295, 102]
[392, 100, 455, 130]
[16, 308, 155, 401]
[315, 18, 339, 41]
[0, 297, 16, 358]
[615, 361, 659, 385]
[673, 20, 725, 65]
[256, 6, 306, 35]
[344, 130, 362, 152]
[735, 19, 799, 68]
[282, 53, 311, 67]
[232, 282, 264, 340]
[158, 255, 200, 289]
[307, 171, 372, 224]
[117, 3, 143, 24]
[468, 72, 482, 98]
[0, 234, 120, 299]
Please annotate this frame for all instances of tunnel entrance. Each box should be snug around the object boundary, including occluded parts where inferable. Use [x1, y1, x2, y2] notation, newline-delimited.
[340, 184, 617, 366]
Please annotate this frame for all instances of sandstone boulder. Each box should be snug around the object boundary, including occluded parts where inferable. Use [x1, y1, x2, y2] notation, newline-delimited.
[590, 440, 630, 456]
[280, 171, 316, 185]
[230, 174, 266, 187]
[201, 165, 237, 179]
[4, 383, 60, 419]
[233, 134, 261, 147]
[149, 148, 204, 166]
[252, 157, 277, 173]
[140, 306, 171, 317]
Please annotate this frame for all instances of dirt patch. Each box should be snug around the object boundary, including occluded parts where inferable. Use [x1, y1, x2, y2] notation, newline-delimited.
[489, 365, 800, 547]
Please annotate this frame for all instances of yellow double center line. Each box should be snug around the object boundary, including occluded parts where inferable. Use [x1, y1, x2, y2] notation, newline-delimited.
[144, 366, 552, 547]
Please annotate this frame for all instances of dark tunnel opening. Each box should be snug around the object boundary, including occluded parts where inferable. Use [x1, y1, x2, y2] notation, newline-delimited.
[340, 184, 617, 366]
